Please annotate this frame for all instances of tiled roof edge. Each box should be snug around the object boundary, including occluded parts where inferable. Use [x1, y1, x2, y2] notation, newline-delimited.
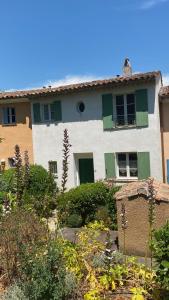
[0, 71, 161, 100]
[159, 86, 169, 98]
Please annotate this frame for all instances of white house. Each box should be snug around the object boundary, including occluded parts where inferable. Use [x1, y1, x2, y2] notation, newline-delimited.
[30, 70, 163, 189]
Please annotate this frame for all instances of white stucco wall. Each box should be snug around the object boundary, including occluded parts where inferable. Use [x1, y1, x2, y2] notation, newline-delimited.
[31, 79, 163, 189]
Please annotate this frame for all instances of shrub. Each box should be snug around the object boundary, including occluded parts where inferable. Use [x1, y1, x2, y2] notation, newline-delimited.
[28, 165, 56, 196]
[57, 182, 118, 227]
[0, 208, 48, 283]
[151, 221, 169, 290]
[0, 165, 57, 218]
[2, 283, 28, 300]
[66, 213, 83, 228]
[20, 241, 68, 300]
[0, 168, 16, 193]
[57, 182, 109, 226]
[0, 165, 56, 196]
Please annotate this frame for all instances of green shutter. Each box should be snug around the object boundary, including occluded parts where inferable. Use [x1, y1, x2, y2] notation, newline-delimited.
[136, 89, 148, 127]
[102, 94, 114, 130]
[33, 103, 41, 123]
[104, 153, 116, 178]
[138, 152, 150, 180]
[51, 101, 62, 122]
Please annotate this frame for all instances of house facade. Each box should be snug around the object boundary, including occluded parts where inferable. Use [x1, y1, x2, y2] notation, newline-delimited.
[29, 71, 163, 189]
[160, 86, 169, 183]
[0, 71, 164, 188]
[0, 97, 33, 170]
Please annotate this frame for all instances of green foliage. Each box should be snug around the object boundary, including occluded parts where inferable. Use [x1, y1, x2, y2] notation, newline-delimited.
[151, 221, 169, 290]
[2, 283, 28, 300]
[106, 186, 119, 229]
[21, 241, 68, 300]
[0, 168, 16, 193]
[28, 165, 56, 197]
[57, 182, 118, 227]
[66, 213, 83, 228]
[0, 165, 57, 218]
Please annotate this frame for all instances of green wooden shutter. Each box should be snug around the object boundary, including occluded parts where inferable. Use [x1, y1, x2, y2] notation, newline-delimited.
[138, 152, 150, 180]
[33, 103, 41, 123]
[51, 101, 62, 122]
[104, 153, 116, 178]
[102, 94, 114, 130]
[136, 89, 148, 127]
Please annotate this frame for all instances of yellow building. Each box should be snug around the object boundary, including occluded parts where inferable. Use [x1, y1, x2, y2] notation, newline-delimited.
[0, 95, 33, 170]
[160, 86, 169, 183]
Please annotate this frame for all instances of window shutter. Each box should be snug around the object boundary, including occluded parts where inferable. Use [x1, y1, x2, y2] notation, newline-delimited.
[104, 153, 116, 178]
[51, 101, 62, 122]
[138, 152, 150, 179]
[102, 94, 114, 130]
[167, 160, 169, 184]
[33, 103, 41, 123]
[2, 108, 8, 124]
[136, 89, 148, 127]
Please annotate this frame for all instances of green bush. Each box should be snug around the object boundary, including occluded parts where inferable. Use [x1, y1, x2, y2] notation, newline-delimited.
[57, 182, 118, 227]
[0, 168, 16, 193]
[66, 213, 83, 228]
[0, 165, 56, 196]
[0, 165, 57, 218]
[106, 186, 120, 230]
[20, 241, 68, 300]
[2, 283, 28, 300]
[151, 221, 169, 290]
[28, 165, 56, 196]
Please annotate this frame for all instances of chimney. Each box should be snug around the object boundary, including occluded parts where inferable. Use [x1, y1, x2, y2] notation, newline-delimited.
[123, 58, 132, 77]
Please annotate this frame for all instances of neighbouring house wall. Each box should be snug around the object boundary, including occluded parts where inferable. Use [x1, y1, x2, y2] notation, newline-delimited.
[116, 197, 169, 256]
[160, 100, 169, 183]
[0, 101, 33, 168]
[32, 80, 163, 189]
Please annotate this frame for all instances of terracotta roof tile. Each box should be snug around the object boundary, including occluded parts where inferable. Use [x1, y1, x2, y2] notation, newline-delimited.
[160, 86, 169, 98]
[115, 179, 169, 203]
[0, 71, 161, 100]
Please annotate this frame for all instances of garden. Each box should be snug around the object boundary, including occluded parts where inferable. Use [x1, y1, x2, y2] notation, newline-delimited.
[0, 136, 169, 299]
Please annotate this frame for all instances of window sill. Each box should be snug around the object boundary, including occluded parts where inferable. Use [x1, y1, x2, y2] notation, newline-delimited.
[115, 124, 136, 129]
[2, 123, 17, 127]
[115, 178, 138, 183]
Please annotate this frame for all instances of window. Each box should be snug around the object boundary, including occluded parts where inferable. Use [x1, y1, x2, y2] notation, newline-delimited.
[43, 104, 55, 122]
[117, 153, 138, 178]
[44, 104, 50, 121]
[48, 161, 57, 175]
[116, 94, 136, 126]
[3, 107, 16, 124]
[77, 102, 85, 113]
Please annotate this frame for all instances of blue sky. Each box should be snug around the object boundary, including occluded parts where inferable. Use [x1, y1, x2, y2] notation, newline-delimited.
[0, 0, 169, 90]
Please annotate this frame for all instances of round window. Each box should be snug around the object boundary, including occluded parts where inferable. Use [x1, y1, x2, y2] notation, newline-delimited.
[77, 102, 85, 113]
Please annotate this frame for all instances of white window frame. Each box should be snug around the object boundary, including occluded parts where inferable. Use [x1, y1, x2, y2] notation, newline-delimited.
[115, 94, 136, 127]
[2, 107, 16, 125]
[116, 152, 138, 179]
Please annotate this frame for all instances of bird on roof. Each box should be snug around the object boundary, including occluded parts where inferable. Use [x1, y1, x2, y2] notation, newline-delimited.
[123, 58, 132, 77]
